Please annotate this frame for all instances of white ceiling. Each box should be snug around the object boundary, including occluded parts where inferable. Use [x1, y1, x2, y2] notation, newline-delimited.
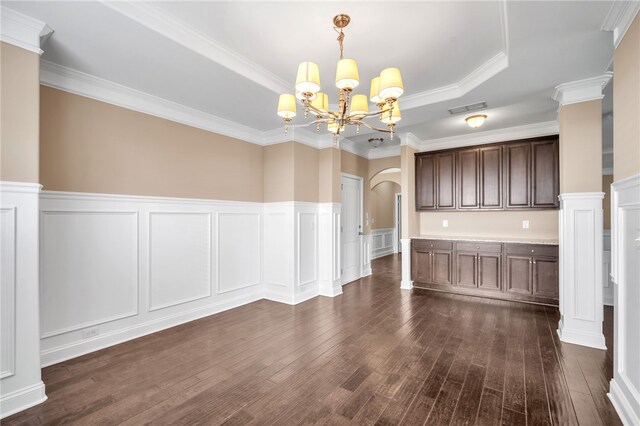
[4, 1, 617, 153]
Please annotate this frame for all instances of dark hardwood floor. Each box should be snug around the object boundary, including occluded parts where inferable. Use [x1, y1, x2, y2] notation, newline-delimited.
[5, 254, 620, 425]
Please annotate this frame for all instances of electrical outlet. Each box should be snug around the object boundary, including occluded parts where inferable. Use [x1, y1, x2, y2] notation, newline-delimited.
[82, 326, 99, 339]
[522, 220, 529, 229]
[442, 220, 448, 228]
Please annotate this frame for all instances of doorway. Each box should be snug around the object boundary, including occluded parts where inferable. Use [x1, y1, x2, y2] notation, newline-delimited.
[341, 174, 362, 285]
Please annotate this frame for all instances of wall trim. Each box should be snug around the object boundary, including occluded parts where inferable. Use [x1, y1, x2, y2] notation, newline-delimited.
[609, 378, 640, 426]
[0, 381, 46, 420]
[40, 290, 262, 367]
[552, 74, 613, 107]
[0, 182, 42, 194]
[0, 6, 51, 55]
[400, 239, 413, 289]
[417, 121, 559, 152]
[601, 1, 640, 48]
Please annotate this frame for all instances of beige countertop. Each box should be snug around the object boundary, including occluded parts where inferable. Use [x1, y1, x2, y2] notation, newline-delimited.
[412, 235, 559, 245]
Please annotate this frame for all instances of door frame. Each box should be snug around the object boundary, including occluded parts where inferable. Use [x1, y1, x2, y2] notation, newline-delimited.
[394, 192, 401, 253]
[340, 173, 364, 285]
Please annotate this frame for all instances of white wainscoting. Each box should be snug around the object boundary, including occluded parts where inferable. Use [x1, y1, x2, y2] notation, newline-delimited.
[0, 183, 46, 419]
[603, 230, 614, 306]
[371, 228, 396, 260]
[608, 174, 640, 426]
[318, 204, 341, 297]
[39, 191, 265, 366]
[263, 202, 320, 305]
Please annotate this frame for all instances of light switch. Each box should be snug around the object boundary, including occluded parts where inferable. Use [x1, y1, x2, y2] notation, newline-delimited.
[442, 220, 448, 228]
[522, 220, 529, 229]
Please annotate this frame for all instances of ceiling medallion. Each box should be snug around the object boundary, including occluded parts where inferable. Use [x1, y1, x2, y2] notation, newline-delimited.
[465, 114, 487, 128]
[277, 14, 405, 148]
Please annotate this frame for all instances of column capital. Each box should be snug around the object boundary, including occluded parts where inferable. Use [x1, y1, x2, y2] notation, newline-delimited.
[0, 6, 52, 55]
[552, 73, 613, 108]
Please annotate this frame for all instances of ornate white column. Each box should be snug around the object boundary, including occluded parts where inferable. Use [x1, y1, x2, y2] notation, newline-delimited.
[318, 203, 342, 297]
[553, 75, 611, 349]
[400, 239, 413, 289]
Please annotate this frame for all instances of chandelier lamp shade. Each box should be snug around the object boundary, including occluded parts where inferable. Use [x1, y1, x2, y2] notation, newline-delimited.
[276, 14, 405, 147]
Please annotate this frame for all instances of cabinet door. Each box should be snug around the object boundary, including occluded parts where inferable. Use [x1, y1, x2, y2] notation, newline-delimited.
[478, 253, 502, 291]
[531, 140, 559, 208]
[456, 252, 477, 287]
[412, 249, 433, 283]
[436, 152, 456, 209]
[416, 155, 436, 210]
[504, 143, 530, 208]
[432, 250, 453, 285]
[480, 146, 503, 209]
[458, 148, 480, 209]
[532, 256, 559, 299]
[505, 255, 532, 294]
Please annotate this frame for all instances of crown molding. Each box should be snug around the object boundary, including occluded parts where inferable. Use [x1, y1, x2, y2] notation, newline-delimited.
[340, 137, 370, 159]
[602, 1, 640, 48]
[0, 6, 52, 55]
[552, 74, 613, 107]
[100, 1, 290, 94]
[417, 121, 559, 152]
[402, 1, 509, 111]
[40, 60, 266, 145]
[398, 132, 422, 150]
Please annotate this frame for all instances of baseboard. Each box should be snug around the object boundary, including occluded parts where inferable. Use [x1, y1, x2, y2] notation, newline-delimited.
[557, 326, 607, 350]
[372, 248, 394, 260]
[609, 379, 640, 426]
[401, 279, 413, 290]
[362, 267, 372, 277]
[0, 381, 47, 419]
[40, 291, 263, 367]
[319, 280, 342, 297]
[294, 286, 320, 304]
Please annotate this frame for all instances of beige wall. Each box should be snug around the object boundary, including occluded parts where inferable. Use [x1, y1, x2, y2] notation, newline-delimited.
[400, 145, 419, 238]
[293, 142, 319, 203]
[341, 150, 371, 233]
[614, 14, 640, 181]
[371, 181, 400, 229]
[419, 210, 558, 240]
[603, 174, 613, 229]
[319, 147, 341, 203]
[1, 42, 40, 183]
[41, 86, 264, 201]
[369, 156, 400, 178]
[559, 99, 603, 193]
[263, 142, 294, 202]
[370, 171, 401, 188]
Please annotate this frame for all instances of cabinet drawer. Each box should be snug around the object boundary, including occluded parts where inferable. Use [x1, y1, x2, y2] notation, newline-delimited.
[505, 243, 557, 257]
[413, 239, 453, 251]
[455, 241, 502, 253]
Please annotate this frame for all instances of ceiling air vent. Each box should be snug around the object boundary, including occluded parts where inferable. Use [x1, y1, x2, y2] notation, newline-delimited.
[448, 101, 488, 115]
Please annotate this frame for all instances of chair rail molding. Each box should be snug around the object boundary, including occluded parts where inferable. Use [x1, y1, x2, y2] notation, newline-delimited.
[557, 192, 606, 349]
[608, 173, 640, 426]
[0, 182, 46, 419]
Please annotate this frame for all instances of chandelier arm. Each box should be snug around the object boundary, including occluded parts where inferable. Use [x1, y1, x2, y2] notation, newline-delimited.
[349, 119, 392, 133]
[346, 108, 392, 122]
[288, 118, 333, 129]
[304, 101, 339, 119]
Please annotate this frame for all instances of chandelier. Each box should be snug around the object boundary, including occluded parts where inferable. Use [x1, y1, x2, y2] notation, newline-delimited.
[276, 14, 404, 147]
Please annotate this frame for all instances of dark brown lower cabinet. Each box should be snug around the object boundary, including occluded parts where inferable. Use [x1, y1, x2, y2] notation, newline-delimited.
[413, 239, 558, 305]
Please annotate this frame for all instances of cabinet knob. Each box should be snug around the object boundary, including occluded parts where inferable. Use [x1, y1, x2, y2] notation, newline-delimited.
[476, 246, 480, 249]
[430, 244, 434, 247]
[531, 249, 535, 253]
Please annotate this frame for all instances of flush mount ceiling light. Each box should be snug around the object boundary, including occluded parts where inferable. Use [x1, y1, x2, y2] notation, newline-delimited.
[277, 14, 405, 148]
[368, 137, 384, 148]
[465, 114, 487, 128]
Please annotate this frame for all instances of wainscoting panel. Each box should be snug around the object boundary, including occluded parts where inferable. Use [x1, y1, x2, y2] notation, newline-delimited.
[39, 191, 265, 366]
[40, 211, 139, 337]
[263, 212, 291, 289]
[318, 204, 341, 297]
[149, 213, 211, 310]
[297, 212, 317, 287]
[372, 228, 395, 259]
[217, 213, 261, 294]
[1, 208, 16, 379]
[609, 174, 640, 426]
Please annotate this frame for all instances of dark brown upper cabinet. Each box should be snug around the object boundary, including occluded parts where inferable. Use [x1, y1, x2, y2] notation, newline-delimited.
[436, 152, 456, 209]
[480, 146, 503, 209]
[415, 136, 558, 211]
[457, 148, 480, 209]
[531, 139, 559, 208]
[416, 155, 436, 210]
[504, 142, 531, 208]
